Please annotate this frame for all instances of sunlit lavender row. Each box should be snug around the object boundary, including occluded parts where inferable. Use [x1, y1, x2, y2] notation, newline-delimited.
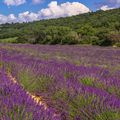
[0, 44, 120, 120]
[0, 68, 60, 120]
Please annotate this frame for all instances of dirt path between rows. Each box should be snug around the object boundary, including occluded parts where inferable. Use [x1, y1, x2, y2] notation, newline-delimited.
[8, 72, 48, 109]
[7, 72, 62, 119]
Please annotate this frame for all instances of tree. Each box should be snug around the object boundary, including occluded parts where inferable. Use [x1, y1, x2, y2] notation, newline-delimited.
[106, 33, 120, 45]
[77, 24, 96, 36]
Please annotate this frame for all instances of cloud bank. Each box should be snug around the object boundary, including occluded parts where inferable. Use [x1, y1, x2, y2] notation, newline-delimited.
[0, 14, 17, 24]
[100, 5, 114, 11]
[99, 0, 120, 10]
[0, 1, 90, 24]
[39, 1, 90, 19]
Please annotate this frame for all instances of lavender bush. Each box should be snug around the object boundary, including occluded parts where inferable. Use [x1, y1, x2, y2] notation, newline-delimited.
[0, 44, 120, 120]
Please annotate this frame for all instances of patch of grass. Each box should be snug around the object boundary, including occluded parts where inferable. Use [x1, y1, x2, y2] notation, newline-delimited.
[18, 69, 53, 93]
[95, 82, 106, 90]
[18, 70, 38, 92]
[64, 72, 75, 79]
[107, 86, 120, 97]
[69, 95, 95, 119]
[36, 75, 53, 92]
[52, 89, 67, 100]
[95, 110, 120, 120]
[80, 77, 94, 86]
[0, 37, 17, 43]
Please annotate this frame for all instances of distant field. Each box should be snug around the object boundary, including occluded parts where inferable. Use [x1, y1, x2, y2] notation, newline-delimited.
[0, 44, 120, 120]
[0, 37, 17, 43]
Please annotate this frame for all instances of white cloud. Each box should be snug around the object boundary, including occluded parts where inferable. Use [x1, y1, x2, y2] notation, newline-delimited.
[8, 14, 17, 22]
[0, 14, 17, 24]
[39, 1, 90, 19]
[4, 0, 26, 6]
[100, 0, 120, 8]
[0, 1, 90, 24]
[18, 11, 39, 22]
[100, 5, 114, 11]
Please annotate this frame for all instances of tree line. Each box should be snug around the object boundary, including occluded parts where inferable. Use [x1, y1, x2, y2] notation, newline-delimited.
[0, 8, 120, 46]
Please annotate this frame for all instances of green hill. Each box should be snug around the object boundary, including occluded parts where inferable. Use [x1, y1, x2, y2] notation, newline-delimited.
[0, 8, 120, 46]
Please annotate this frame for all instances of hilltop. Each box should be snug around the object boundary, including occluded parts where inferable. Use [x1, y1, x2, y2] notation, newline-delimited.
[0, 8, 120, 46]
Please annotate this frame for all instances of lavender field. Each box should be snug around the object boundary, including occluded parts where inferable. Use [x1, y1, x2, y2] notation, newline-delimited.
[0, 44, 120, 120]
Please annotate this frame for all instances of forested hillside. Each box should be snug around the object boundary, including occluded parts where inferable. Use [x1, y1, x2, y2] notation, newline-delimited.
[0, 8, 120, 46]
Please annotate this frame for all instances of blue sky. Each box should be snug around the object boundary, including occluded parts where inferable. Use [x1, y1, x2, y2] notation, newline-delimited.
[0, 0, 119, 24]
[0, 0, 104, 15]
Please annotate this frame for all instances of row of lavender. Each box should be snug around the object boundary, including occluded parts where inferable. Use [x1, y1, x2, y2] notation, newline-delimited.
[2, 44, 120, 69]
[0, 44, 120, 119]
[0, 68, 60, 120]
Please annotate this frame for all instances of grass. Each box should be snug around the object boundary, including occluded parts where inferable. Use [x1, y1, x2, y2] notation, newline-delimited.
[80, 77, 94, 86]
[68, 94, 97, 119]
[0, 37, 17, 43]
[18, 69, 53, 93]
[95, 111, 120, 120]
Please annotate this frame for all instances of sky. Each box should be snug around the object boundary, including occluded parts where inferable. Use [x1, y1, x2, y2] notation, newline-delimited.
[0, 0, 120, 24]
